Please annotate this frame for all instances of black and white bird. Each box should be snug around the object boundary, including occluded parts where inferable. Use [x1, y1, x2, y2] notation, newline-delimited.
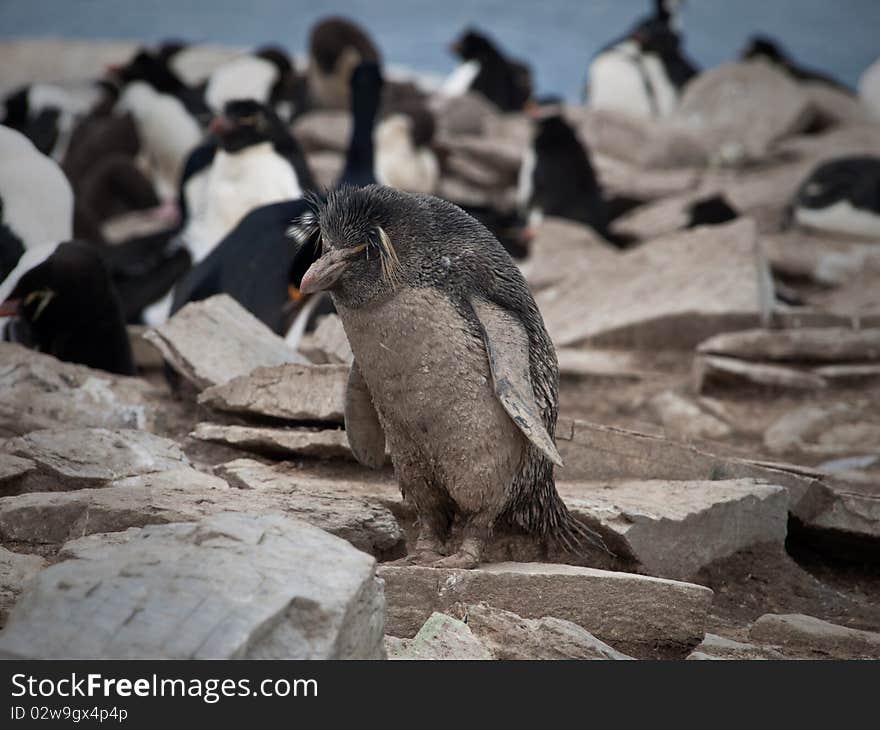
[307, 17, 381, 110]
[686, 194, 739, 228]
[0, 126, 73, 301]
[109, 49, 207, 200]
[205, 46, 304, 122]
[2, 82, 101, 161]
[442, 28, 532, 112]
[586, 0, 697, 119]
[0, 241, 134, 375]
[142, 100, 313, 326]
[517, 111, 633, 247]
[170, 62, 383, 342]
[791, 156, 880, 238]
[741, 36, 851, 91]
[181, 99, 313, 264]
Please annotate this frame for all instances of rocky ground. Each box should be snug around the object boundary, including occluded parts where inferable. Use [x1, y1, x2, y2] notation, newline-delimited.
[1, 40, 879, 660]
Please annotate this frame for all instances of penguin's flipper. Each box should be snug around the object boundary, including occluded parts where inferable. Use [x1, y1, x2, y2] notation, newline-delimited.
[344, 358, 386, 469]
[470, 297, 564, 467]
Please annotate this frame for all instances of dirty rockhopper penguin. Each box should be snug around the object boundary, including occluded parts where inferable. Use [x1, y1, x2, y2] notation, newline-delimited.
[291, 185, 607, 567]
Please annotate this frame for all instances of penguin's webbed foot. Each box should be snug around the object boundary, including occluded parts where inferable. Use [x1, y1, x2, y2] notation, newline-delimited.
[431, 552, 479, 569]
[430, 535, 484, 569]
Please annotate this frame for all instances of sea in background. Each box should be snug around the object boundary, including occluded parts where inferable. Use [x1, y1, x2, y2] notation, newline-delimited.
[0, 0, 878, 100]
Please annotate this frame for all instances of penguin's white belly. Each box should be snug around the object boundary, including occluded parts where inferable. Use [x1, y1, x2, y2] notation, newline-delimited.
[641, 53, 678, 118]
[205, 56, 278, 111]
[119, 83, 202, 200]
[588, 48, 653, 119]
[375, 144, 439, 195]
[336, 287, 524, 508]
[795, 200, 880, 239]
[0, 241, 58, 304]
[0, 126, 73, 250]
[441, 61, 481, 97]
[183, 143, 302, 263]
[516, 146, 536, 212]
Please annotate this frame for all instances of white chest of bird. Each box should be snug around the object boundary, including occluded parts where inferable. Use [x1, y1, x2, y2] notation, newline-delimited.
[374, 116, 439, 195]
[184, 142, 303, 263]
[117, 82, 202, 200]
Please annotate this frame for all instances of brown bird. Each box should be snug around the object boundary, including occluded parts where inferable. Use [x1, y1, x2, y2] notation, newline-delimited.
[293, 185, 605, 567]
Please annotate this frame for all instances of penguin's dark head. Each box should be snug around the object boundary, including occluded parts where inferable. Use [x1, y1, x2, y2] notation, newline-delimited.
[310, 16, 381, 74]
[156, 39, 188, 64]
[533, 113, 580, 151]
[107, 50, 183, 94]
[451, 29, 499, 62]
[631, 20, 681, 55]
[741, 35, 786, 63]
[0, 242, 116, 335]
[210, 100, 286, 153]
[291, 185, 422, 308]
[256, 46, 295, 77]
[2, 86, 29, 129]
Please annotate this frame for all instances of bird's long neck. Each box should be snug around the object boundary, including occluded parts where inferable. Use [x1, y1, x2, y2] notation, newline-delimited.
[343, 81, 380, 183]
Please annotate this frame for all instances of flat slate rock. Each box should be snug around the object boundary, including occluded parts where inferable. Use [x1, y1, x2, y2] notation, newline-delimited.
[693, 355, 828, 391]
[674, 60, 813, 158]
[0, 463, 404, 557]
[688, 632, 784, 660]
[0, 547, 46, 628]
[561, 478, 788, 581]
[1, 428, 189, 495]
[749, 614, 880, 658]
[464, 603, 633, 660]
[0, 343, 159, 437]
[378, 562, 713, 659]
[145, 294, 302, 390]
[190, 423, 354, 460]
[198, 363, 348, 423]
[556, 348, 646, 380]
[649, 391, 732, 441]
[387, 612, 493, 660]
[697, 328, 880, 364]
[0, 513, 385, 659]
[297, 314, 353, 365]
[214, 459, 403, 555]
[536, 219, 770, 349]
[555, 417, 877, 542]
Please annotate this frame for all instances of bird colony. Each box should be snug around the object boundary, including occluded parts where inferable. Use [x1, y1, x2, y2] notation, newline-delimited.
[1, 3, 880, 661]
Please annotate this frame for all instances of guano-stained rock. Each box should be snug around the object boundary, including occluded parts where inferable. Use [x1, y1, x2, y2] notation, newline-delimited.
[464, 603, 633, 660]
[1, 428, 189, 495]
[0, 343, 159, 437]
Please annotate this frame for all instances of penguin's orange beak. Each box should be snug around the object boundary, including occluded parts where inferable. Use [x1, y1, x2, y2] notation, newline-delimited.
[209, 114, 234, 135]
[0, 298, 21, 317]
[299, 247, 356, 295]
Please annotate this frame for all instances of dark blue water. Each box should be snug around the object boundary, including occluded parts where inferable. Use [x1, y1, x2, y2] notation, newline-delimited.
[1, 0, 877, 99]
